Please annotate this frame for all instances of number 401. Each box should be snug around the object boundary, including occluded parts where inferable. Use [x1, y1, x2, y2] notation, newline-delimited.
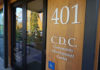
[51, 4, 80, 24]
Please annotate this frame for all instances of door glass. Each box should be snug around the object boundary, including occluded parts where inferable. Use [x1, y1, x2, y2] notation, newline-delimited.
[0, 10, 4, 59]
[27, 1, 43, 69]
[15, 7, 23, 68]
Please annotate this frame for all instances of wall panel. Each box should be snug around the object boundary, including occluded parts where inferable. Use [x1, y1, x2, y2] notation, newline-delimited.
[46, 0, 86, 70]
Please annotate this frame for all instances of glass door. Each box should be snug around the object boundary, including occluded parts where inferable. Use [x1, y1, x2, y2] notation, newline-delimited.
[26, 1, 43, 69]
[15, 7, 23, 69]
[12, 0, 44, 70]
[12, 3, 27, 70]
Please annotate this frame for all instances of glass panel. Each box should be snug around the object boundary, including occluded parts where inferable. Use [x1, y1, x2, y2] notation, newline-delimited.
[27, 7, 43, 70]
[0, 10, 4, 59]
[15, 7, 23, 68]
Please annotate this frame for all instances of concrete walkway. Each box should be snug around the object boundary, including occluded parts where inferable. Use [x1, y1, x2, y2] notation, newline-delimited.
[0, 57, 12, 70]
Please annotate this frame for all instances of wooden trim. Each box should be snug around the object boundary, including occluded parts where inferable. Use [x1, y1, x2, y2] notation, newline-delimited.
[0, 0, 17, 9]
[9, 0, 17, 4]
[8, 4, 12, 66]
[0, 4, 3, 10]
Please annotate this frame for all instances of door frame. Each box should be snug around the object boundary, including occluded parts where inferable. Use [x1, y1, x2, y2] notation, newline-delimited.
[3, 0, 9, 68]
[11, 0, 47, 70]
[11, 2, 26, 70]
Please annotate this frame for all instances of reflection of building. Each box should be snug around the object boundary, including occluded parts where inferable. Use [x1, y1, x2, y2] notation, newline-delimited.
[0, 10, 4, 37]
[0, 9, 4, 70]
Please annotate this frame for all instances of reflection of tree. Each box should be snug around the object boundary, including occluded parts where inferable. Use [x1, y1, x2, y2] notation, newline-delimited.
[16, 25, 22, 41]
[31, 12, 39, 34]
[16, 15, 23, 41]
[27, 12, 42, 43]
[16, 12, 42, 43]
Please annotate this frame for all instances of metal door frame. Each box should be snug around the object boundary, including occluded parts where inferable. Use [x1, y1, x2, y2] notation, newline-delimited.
[11, 1, 27, 70]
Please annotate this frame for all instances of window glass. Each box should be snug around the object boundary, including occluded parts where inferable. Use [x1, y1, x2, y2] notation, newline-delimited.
[27, 9, 43, 70]
[26, 0, 43, 70]
[0, 10, 4, 59]
[15, 7, 23, 67]
[0, 10, 4, 37]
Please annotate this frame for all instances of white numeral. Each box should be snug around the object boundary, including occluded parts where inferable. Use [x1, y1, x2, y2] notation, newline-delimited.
[51, 4, 80, 24]
[60, 6, 70, 24]
[51, 8, 59, 24]
[72, 4, 80, 24]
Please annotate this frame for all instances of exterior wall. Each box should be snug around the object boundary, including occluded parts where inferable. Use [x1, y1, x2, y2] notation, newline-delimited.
[46, 0, 100, 70]
[0, 0, 100, 69]
[46, 0, 86, 70]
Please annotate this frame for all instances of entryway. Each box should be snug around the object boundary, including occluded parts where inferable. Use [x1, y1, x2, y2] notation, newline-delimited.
[11, 0, 46, 70]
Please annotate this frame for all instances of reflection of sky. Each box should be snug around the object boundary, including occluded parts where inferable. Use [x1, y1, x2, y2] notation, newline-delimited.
[39, 13, 43, 22]
[0, 11, 4, 25]
[16, 8, 22, 23]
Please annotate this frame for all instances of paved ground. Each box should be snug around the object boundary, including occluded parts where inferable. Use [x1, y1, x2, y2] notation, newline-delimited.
[0, 58, 12, 70]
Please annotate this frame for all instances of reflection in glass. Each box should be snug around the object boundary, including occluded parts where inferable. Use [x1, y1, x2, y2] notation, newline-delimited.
[0, 10, 4, 59]
[15, 7, 23, 68]
[27, 10, 43, 70]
